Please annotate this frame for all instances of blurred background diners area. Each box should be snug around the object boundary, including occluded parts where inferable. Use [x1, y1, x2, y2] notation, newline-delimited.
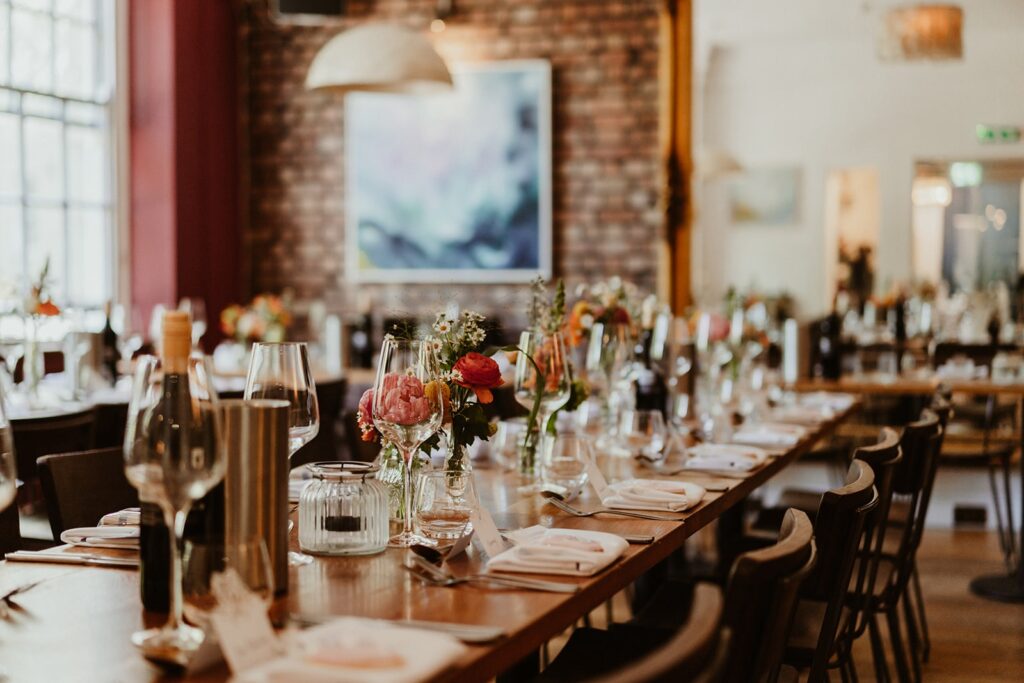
[0, 0, 1023, 681]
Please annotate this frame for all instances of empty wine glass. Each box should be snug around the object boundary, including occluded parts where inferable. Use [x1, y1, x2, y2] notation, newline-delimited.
[619, 409, 668, 463]
[178, 298, 207, 348]
[492, 418, 528, 471]
[540, 432, 591, 498]
[244, 342, 320, 565]
[514, 329, 572, 474]
[371, 338, 443, 547]
[123, 353, 225, 660]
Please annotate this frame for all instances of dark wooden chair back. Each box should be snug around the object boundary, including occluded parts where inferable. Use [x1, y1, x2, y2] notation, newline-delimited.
[721, 508, 816, 682]
[931, 342, 1017, 369]
[37, 447, 138, 539]
[11, 407, 96, 484]
[0, 495, 19, 555]
[891, 410, 940, 496]
[589, 583, 726, 683]
[292, 377, 347, 468]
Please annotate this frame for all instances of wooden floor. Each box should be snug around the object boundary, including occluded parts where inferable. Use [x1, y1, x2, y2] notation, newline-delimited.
[548, 528, 1024, 681]
[850, 529, 1024, 682]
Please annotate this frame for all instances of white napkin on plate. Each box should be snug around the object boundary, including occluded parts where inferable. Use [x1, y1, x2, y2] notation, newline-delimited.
[238, 617, 465, 683]
[488, 526, 628, 577]
[682, 443, 768, 473]
[60, 525, 140, 549]
[602, 479, 705, 512]
[732, 422, 806, 447]
[99, 507, 140, 527]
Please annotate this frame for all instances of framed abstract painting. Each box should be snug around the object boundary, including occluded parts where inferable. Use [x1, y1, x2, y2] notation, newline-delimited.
[345, 59, 552, 283]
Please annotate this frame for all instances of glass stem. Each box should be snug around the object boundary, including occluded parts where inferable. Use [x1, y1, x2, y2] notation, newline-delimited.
[163, 505, 190, 632]
[402, 451, 414, 537]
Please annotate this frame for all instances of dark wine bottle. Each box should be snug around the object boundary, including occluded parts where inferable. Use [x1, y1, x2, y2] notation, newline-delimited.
[100, 300, 119, 386]
[138, 500, 170, 612]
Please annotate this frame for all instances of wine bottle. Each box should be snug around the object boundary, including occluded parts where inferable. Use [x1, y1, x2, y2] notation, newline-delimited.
[100, 301, 119, 386]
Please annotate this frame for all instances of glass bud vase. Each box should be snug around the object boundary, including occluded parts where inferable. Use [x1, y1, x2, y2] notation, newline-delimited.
[442, 427, 473, 476]
[374, 443, 424, 536]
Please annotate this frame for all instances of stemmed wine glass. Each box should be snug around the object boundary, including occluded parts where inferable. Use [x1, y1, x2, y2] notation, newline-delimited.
[371, 338, 443, 547]
[123, 354, 224, 660]
[244, 342, 319, 565]
[178, 298, 207, 348]
[514, 329, 572, 475]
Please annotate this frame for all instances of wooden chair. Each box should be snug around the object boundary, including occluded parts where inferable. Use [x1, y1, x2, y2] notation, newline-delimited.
[37, 447, 138, 539]
[586, 583, 726, 683]
[781, 458, 881, 682]
[0, 489, 20, 555]
[292, 377, 347, 468]
[11, 406, 96, 512]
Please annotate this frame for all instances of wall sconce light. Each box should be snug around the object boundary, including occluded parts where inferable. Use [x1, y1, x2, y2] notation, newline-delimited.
[879, 4, 963, 61]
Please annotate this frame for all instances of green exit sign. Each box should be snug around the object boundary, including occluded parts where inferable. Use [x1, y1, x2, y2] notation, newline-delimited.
[976, 124, 1021, 143]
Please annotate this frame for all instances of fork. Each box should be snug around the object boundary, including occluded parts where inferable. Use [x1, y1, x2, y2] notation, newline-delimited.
[405, 557, 578, 594]
[543, 494, 685, 522]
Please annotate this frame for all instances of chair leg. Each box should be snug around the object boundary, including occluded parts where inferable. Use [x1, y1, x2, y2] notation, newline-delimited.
[847, 653, 860, 683]
[901, 594, 923, 683]
[910, 566, 930, 662]
[868, 613, 890, 683]
[885, 606, 913, 683]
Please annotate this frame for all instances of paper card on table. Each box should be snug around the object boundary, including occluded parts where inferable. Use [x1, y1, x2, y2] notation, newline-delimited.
[447, 529, 473, 559]
[469, 503, 507, 559]
[586, 454, 611, 499]
[208, 569, 284, 674]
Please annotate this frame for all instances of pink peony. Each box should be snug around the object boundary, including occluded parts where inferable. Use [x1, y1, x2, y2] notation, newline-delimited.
[376, 373, 432, 425]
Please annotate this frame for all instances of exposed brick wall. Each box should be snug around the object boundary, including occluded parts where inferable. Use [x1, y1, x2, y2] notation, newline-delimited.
[240, 0, 664, 320]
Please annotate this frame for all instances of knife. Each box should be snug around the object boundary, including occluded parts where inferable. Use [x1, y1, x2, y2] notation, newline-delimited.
[4, 551, 139, 569]
[290, 615, 506, 644]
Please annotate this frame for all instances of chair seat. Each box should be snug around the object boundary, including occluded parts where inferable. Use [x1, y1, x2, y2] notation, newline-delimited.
[534, 624, 672, 682]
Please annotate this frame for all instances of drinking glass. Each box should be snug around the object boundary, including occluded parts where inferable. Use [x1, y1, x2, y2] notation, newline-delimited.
[491, 418, 528, 471]
[514, 330, 572, 460]
[619, 409, 668, 463]
[178, 298, 208, 348]
[415, 470, 475, 541]
[540, 432, 591, 497]
[244, 342, 320, 565]
[0, 381, 16, 515]
[123, 354, 224, 659]
[182, 537, 273, 628]
[371, 338, 443, 547]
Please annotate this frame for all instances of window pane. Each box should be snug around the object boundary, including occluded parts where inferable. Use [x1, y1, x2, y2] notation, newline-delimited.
[67, 207, 106, 305]
[0, 5, 10, 88]
[22, 92, 61, 118]
[11, 8, 53, 93]
[25, 205, 64, 301]
[0, 203, 24, 290]
[12, 0, 51, 10]
[67, 124, 103, 202]
[55, 17, 96, 99]
[55, 0, 94, 22]
[65, 100, 102, 125]
[24, 117, 63, 200]
[0, 112, 20, 198]
[0, 89, 17, 113]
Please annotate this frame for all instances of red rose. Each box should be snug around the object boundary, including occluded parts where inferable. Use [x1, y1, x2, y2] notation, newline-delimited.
[453, 352, 504, 404]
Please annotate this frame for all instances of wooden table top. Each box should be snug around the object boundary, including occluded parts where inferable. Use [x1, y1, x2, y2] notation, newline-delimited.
[793, 375, 1024, 396]
[0, 402, 858, 682]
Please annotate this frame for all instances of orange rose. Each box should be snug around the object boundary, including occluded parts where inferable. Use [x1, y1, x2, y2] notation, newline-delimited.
[453, 352, 503, 404]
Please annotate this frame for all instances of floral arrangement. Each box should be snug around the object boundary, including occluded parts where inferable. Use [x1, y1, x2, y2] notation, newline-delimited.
[566, 277, 669, 348]
[357, 311, 502, 472]
[24, 258, 60, 317]
[220, 293, 293, 344]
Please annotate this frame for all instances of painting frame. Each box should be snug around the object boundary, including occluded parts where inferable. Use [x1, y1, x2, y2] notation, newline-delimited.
[344, 59, 553, 284]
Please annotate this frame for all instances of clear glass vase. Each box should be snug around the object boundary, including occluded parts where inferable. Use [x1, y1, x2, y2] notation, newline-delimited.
[375, 444, 426, 536]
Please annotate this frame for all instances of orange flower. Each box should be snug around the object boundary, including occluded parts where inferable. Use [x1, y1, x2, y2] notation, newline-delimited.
[453, 352, 503, 404]
[36, 300, 60, 316]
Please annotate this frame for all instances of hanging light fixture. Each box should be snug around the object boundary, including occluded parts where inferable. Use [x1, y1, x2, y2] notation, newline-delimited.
[305, 23, 453, 94]
[879, 4, 963, 61]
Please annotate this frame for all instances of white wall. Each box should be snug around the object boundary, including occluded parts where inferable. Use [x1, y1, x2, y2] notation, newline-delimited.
[693, 0, 1024, 317]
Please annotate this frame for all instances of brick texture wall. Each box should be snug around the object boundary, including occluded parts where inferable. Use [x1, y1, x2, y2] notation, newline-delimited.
[240, 0, 664, 320]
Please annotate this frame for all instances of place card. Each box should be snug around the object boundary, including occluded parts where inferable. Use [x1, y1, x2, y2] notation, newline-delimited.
[447, 528, 474, 559]
[586, 453, 611, 500]
[208, 569, 285, 674]
[469, 503, 507, 559]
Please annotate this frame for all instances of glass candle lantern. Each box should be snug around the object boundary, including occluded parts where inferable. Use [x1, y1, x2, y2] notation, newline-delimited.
[298, 462, 389, 556]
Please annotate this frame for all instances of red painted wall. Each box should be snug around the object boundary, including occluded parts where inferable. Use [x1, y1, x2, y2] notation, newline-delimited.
[129, 0, 240, 348]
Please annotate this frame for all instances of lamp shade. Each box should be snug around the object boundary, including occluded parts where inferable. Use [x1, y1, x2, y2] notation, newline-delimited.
[305, 23, 453, 94]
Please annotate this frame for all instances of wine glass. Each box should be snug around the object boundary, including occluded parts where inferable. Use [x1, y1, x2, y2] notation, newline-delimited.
[619, 409, 668, 463]
[371, 338, 443, 547]
[414, 470, 475, 541]
[514, 329, 572, 472]
[123, 354, 225, 660]
[244, 342, 319, 565]
[182, 536, 274, 628]
[0, 381, 16, 515]
[178, 298, 208, 348]
[540, 432, 591, 499]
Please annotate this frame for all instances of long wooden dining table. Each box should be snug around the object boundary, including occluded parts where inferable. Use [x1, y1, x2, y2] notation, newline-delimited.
[0, 399, 859, 682]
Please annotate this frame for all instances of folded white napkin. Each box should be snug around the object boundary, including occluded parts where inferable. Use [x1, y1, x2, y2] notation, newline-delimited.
[732, 422, 806, 447]
[683, 443, 768, 473]
[798, 392, 854, 412]
[238, 617, 465, 683]
[60, 525, 139, 549]
[602, 479, 705, 512]
[768, 405, 833, 425]
[488, 526, 628, 577]
[99, 508, 140, 527]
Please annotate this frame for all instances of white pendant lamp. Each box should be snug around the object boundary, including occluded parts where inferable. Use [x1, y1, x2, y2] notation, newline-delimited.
[305, 23, 454, 94]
